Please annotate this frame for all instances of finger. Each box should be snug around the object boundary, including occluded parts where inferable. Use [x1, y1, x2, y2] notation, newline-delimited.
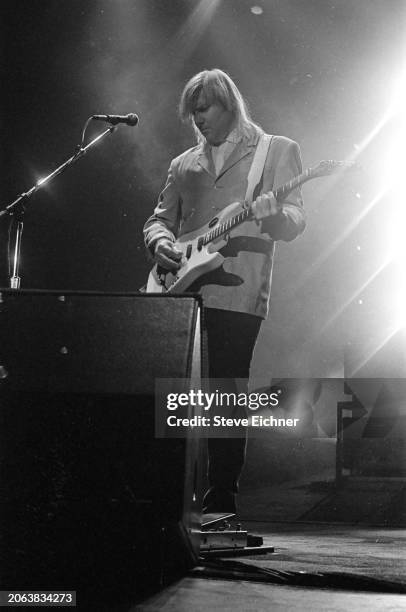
[252, 194, 282, 219]
[255, 194, 266, 208]
[164, 246, 182, 260]
[158, 243, 182, 261]
[156, 253, 181, 271]
[267, 193, 282, 215]
[252, 199, 269, 220]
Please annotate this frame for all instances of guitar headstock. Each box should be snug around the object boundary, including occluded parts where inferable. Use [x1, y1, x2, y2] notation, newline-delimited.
[309, 160, 360, 179]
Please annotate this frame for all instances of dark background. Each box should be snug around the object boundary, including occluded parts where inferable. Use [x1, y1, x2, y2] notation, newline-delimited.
[1, 0, 405, 380]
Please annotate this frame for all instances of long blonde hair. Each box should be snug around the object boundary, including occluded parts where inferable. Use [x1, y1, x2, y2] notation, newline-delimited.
[179, 68, 262, 143]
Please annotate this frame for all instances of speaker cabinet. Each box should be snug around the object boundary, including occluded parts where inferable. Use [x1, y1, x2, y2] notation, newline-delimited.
[0, 290, 206, 604]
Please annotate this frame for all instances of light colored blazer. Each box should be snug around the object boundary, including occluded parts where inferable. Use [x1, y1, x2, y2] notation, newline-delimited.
[143, 125, 306, 318]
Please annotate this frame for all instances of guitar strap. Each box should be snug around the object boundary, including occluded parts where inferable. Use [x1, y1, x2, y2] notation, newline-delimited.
[244, 133, 273, 204]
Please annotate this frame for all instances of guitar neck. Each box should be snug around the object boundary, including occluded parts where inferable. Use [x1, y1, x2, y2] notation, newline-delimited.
[202, 168, 312, 247]
[274, 167, 313, 203]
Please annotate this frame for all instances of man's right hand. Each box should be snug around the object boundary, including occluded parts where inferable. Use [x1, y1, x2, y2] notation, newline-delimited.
[154, 238, 182, 271]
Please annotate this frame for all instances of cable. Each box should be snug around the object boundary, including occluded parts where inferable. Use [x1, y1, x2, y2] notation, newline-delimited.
[192, 558, 406, 594]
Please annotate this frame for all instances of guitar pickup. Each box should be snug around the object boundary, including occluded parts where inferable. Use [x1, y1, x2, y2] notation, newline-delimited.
[197, 237, 204, 251]
[186, 244, 192, 259]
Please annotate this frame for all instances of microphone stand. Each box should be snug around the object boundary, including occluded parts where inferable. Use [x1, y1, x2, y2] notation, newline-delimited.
[0, 121, 117, 289]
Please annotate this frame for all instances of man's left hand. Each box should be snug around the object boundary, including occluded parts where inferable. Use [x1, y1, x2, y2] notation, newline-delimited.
[251, 192, 282, 220]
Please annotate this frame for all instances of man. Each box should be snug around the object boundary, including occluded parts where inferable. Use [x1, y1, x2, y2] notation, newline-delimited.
[144, 69, 305, 513]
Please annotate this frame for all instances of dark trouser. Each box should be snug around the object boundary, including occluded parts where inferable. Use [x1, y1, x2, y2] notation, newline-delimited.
[203, 308, 262, 493]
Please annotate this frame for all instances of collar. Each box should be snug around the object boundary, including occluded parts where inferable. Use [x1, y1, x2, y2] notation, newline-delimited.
[195, 125, 262, 178]
[211, 126, 242, 148]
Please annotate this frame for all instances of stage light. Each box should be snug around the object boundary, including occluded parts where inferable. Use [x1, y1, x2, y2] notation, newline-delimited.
[251, 6, 263, 15]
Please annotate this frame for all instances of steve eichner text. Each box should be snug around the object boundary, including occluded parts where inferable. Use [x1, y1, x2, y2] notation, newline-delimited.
[166, 389, 280, 412]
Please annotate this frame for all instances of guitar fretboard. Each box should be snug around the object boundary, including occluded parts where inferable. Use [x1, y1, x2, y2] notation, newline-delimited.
[201, 167, 313, 246]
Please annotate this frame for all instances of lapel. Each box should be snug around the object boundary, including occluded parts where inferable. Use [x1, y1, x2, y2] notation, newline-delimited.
[217, 130, 259, 180]
[196, 143, 216, 177]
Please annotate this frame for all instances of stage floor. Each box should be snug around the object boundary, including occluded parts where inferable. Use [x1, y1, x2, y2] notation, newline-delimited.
[133, 522, 405, 611]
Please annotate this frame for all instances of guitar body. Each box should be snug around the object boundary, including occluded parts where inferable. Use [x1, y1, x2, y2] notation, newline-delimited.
[145, 159, 356, 293]
[146, 201, 244, 293]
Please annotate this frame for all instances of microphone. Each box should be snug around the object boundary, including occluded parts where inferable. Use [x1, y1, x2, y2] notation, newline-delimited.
[92, 113, 139, 126]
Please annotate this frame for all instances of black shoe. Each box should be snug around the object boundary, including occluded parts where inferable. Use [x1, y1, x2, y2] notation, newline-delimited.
[202, 487, 236, 514]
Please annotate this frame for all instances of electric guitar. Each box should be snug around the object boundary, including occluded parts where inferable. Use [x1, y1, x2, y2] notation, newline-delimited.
[146, 160, 356, 293]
